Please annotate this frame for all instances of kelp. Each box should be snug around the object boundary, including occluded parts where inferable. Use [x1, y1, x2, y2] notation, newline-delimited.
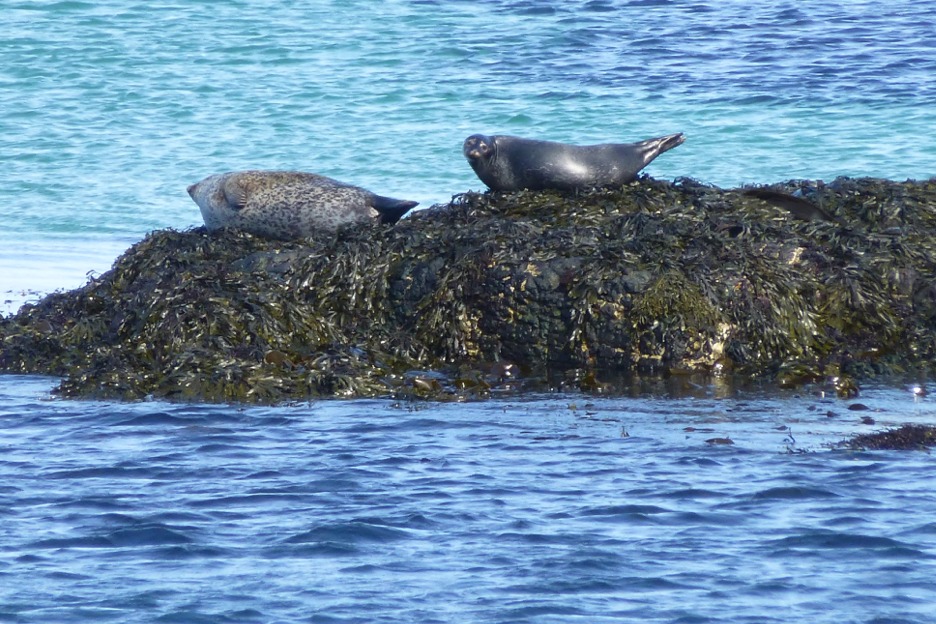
[838, 424, 936, 451]
[1, 176, 935, 403]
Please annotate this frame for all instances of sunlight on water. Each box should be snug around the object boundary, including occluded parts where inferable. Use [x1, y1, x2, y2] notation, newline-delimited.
[3, 1, 934, 239]
[0, 376, 935, 623]
[2, 2, 936, 621]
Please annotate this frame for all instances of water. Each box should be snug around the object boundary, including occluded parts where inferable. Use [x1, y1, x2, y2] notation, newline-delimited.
[2, 1, 936, 621]
[2, 376, 936, 623]
[3, 0, 935, 307]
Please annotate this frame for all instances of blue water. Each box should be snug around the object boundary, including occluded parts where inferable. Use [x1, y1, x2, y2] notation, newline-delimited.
[2, 1, 936, 621]
[3, 0, 936, 308]
[2, 376, 936, 623]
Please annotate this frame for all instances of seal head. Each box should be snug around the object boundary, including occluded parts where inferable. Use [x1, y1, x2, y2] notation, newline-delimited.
[187, 170, 417, 239]
[463, 132, 685, 192]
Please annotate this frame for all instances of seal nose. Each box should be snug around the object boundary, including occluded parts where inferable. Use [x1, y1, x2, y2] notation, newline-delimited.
[463, 142, 475, 158]
[464, 138, 489, 160]
[463, 136, 484, 160]
[186, 183, 197, 198]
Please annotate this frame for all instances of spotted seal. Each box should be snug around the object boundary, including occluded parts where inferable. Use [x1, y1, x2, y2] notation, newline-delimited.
[463, 132, 685, 192]
[186, 170, 418, 239]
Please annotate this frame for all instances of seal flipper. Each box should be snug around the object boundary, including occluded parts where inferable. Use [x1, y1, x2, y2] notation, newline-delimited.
[743, 188, 838, 223]
[221, 176, 249, 211]
[638, 132, 685, 158]
[372, 196, 419, 224]
[658, 132, 686, 152]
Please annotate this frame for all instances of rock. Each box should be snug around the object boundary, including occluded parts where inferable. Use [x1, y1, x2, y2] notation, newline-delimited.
[2, 176, 936, 403]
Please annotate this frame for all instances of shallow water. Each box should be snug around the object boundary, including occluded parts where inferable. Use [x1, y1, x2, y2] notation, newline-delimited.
[3, 2, 936, 621]
[1, 376, 935, 623]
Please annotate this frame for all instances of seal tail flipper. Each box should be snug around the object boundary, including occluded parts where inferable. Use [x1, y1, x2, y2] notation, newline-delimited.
[631, 132, 685, 168]
[660, 132, 686, 152]
[373, 196, 419, 224]
[642, 132, 685, 157]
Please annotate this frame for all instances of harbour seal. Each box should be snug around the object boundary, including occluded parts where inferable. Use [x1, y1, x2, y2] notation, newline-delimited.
[186, 170, 418, 239]
[463, 132, 685, 192]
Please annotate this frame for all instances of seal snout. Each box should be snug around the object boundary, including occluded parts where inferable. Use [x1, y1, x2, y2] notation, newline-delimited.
[463, 134, 492, 161]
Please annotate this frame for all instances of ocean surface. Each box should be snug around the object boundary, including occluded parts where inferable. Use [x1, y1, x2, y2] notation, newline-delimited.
[2, 1, 935, 622]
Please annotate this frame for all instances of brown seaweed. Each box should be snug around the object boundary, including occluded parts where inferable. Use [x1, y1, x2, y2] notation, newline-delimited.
[2, 176, 935, 403]
[838, 424, 936, 451]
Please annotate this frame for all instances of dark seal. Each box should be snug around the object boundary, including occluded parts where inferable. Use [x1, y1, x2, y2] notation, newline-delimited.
[463, 132, 685, 192]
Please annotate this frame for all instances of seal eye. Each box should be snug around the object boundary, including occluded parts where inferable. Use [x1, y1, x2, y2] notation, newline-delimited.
[463, 135, 493, 161]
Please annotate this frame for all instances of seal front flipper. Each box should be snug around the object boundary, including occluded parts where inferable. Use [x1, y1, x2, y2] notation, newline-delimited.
[371, 195, 419, 224]
[221, 176, 250, 210]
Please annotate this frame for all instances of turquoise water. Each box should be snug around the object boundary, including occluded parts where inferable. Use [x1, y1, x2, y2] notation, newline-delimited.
[3, 0, 935, 304]
[2, 2, 936, 622]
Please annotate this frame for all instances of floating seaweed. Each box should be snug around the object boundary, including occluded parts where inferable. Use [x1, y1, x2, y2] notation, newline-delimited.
[837, 424, 936, 451]
[1, 176, 935, 403]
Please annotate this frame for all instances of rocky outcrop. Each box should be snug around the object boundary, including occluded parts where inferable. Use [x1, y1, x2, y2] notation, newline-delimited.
[2, 177, 935, 402]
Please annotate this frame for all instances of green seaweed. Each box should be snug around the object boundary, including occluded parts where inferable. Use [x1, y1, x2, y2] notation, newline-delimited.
[2, 176, 935, 402]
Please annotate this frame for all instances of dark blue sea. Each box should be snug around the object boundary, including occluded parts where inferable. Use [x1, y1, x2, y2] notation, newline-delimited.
[2, 1, 935, 622]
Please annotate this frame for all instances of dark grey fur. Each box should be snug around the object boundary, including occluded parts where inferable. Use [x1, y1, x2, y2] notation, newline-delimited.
[463, 132, 685, 192]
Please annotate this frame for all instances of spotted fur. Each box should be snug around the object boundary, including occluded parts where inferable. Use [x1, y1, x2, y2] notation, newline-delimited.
[187, 170, 417, 239]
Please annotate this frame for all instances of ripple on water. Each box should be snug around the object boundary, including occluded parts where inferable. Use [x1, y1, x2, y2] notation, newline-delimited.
[766, 531, 930, 560]
[3, 387, 936, 618]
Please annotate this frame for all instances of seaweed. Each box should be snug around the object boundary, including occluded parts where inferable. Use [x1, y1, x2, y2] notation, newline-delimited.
[838, 424, 936, 451]
[2, 176, 935, 403]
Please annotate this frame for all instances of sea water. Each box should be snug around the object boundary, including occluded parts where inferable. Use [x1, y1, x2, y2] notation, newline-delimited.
[2, 377, 936, 623]
[2, 1, 935, 622]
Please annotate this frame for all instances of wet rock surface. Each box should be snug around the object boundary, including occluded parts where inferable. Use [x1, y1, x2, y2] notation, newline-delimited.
[2, 176, 935, 403]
